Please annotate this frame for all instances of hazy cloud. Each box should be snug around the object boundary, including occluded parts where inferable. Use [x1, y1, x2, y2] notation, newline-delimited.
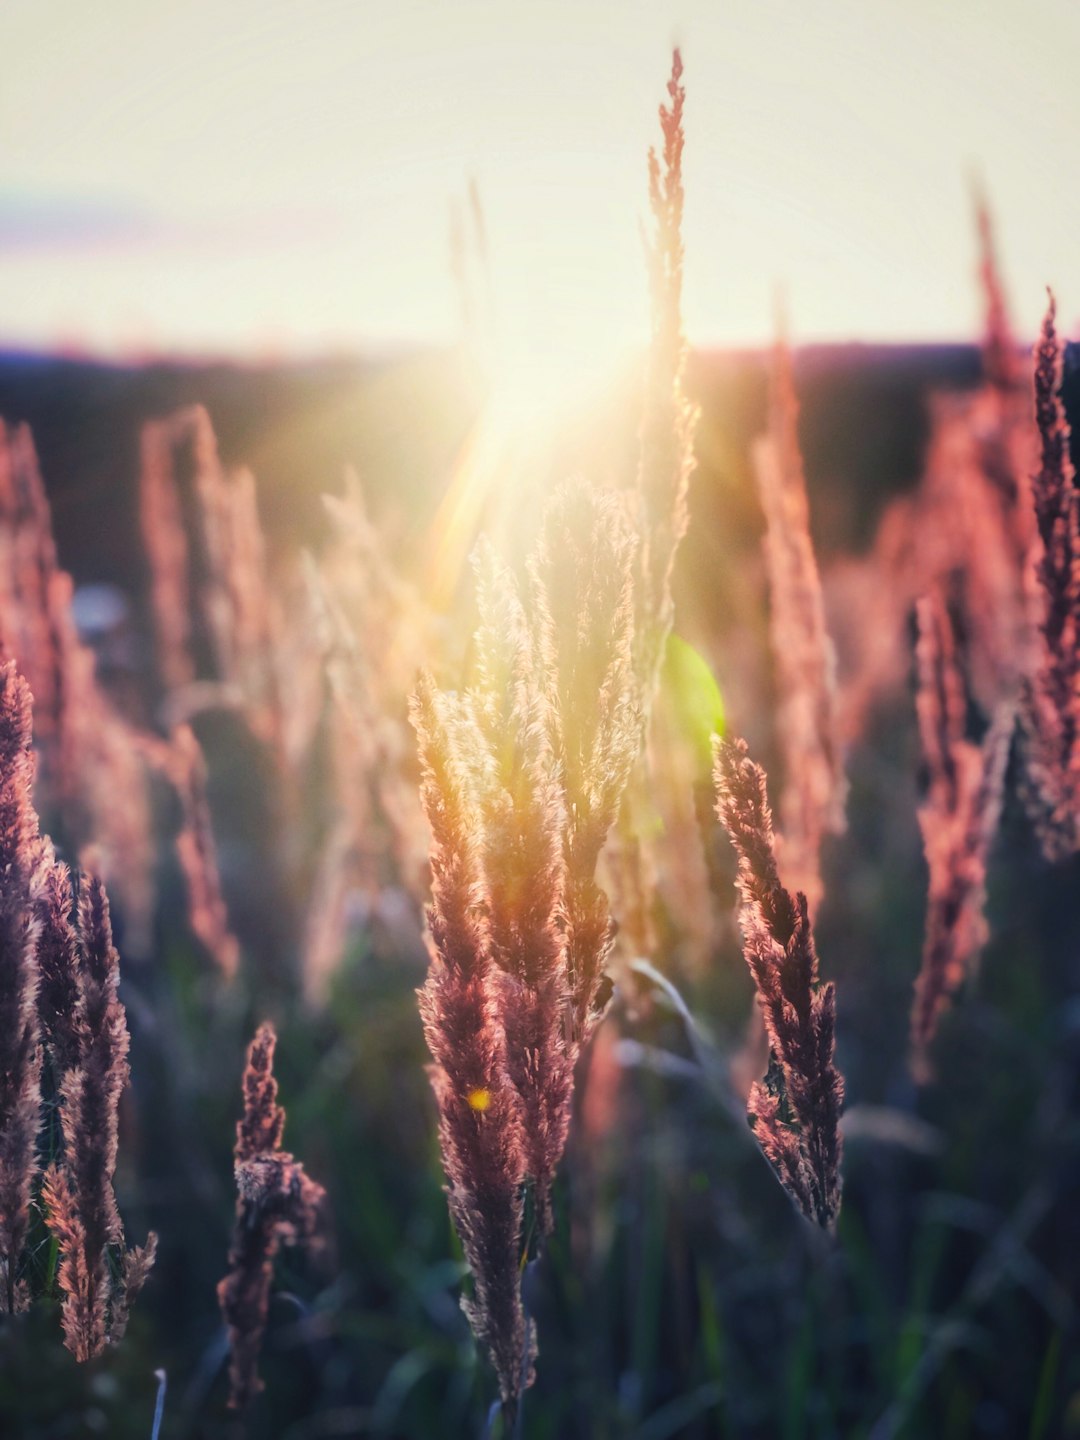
[0, 193, 156, 253]
[0, 192, 338, 256]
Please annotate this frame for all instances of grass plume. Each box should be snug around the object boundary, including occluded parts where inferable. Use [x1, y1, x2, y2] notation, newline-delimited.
[753, 327, 846, 913]
[0, 662, 44, 1315]
[218, 1022, 326, 1410]
[909, 594, 1013, 1077]
[1019, 291, 1080, 859]
[41, 867, 157, 1360]
[712, 736, 844, 1229]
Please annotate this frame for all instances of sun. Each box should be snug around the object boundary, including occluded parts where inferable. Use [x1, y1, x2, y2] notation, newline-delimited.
[424, 301, 640, 607]
[479, 308, 635, 445]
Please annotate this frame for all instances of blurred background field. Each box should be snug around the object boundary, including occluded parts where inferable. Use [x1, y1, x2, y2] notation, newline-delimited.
[0, 337, 1077, 1438]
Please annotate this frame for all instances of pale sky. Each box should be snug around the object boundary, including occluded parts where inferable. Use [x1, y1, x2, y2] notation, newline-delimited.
[0, 0, 1077, 361]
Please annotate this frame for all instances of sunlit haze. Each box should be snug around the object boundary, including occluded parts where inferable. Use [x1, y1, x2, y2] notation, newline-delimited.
[1, 0, 1078, 361]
